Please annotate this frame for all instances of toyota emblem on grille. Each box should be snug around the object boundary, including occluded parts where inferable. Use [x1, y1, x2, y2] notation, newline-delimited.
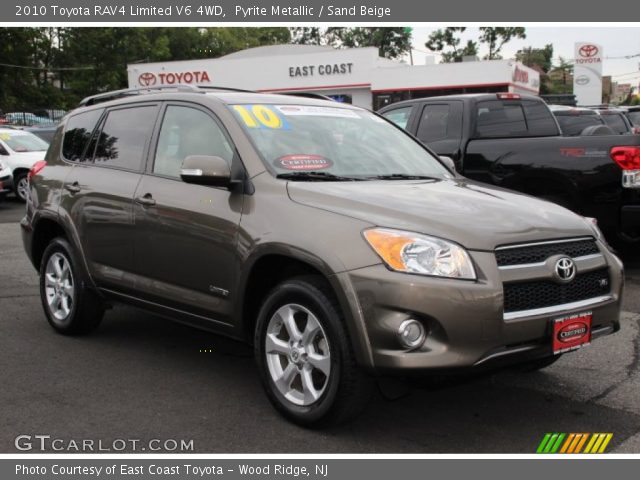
[555, 257, 576, 283]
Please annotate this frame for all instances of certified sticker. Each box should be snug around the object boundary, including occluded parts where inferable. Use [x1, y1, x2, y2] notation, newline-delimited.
[275, 154, 333, 171]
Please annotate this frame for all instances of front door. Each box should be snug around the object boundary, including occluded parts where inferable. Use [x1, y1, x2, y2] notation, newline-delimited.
[132, 103, 243, 325]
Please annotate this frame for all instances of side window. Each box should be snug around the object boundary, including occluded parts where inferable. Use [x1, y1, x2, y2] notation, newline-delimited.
[62, 109, 103, 162]
[522, 100, 558, 136]
[416, 104, 450, 143]
[602, 114, 627, 134]
[93, 106, 157, 171]
[381, 106, 413, 129]
[153, 106, 234, 178]
[476, 100, 527, 137]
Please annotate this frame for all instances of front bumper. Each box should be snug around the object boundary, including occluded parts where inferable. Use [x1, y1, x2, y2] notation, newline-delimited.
[338, 243, 623, 374]
[0, 174, 12, 196]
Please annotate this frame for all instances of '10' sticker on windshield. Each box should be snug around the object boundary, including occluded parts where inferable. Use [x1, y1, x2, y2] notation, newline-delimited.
[232, 105, 290, 130]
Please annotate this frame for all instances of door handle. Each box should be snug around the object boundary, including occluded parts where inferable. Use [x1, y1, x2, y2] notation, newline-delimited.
[135, 193, 156, 207]
[64, 182, 81, 194]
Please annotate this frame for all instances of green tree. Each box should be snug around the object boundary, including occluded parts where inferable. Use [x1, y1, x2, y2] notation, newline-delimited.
[478, 27, 526, 60]
[515, 44, 554, 72]
[425, 27, 478, 63]
[291, 27, 411, 59]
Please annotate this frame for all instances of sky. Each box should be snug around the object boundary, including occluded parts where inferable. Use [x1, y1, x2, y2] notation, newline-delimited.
[409, 27, 640, 86]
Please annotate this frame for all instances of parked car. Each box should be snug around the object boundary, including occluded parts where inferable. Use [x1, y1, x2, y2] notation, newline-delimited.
[0, 128, 49, 202]
[379, 93, 640, 246]
[23, 86, 623, 427]
[3, 112, 55, 126]
[548, 105, 612, 136]
[24, 125, 59, 143]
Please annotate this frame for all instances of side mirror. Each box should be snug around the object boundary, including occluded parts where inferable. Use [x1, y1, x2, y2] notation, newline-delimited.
[439, 156, 456, 172]
[180, 155, 231, 187]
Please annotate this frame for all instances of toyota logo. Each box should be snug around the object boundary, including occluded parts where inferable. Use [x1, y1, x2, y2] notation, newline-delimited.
[575, 75, 590, 86]
[555, 257, 576, 283]
[579, 44, 599, 58]
[138, 72, 157, 87]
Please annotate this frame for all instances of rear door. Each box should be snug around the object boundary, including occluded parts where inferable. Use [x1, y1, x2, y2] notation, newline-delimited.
[61, 103, 160, 291]
[413, 101, 464, 167]
[132, 102, 243, 325]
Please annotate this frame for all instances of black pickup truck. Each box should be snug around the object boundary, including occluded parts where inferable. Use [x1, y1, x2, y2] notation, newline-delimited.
[379, 93, 640, 246]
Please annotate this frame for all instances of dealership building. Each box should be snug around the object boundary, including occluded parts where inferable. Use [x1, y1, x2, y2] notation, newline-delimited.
[128, 45, 540, 110]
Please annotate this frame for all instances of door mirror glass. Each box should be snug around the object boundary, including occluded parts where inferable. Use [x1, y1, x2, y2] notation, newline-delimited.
[439, 155, 456, 172]
[180, 155, 231, 186]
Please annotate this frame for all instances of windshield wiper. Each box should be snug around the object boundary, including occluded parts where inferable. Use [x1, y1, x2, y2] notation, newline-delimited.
[276, 171, 364, 181]
[367, 173, 440, 181]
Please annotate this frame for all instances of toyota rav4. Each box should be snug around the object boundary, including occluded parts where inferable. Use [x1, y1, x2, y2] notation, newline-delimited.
[21, 86, 624, 427]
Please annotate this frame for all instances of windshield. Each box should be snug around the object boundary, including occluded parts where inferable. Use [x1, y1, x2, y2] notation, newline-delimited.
[230, 104, 449, 179]
[555, 114, 604, 136]
[0, 131, 49, 152]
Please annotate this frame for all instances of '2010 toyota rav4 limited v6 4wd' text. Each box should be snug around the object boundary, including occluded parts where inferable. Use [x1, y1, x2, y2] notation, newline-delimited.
[22, 86, 624, 427]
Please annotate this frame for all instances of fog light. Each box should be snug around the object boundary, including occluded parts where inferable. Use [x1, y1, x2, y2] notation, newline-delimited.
[397, 319, 426, 349]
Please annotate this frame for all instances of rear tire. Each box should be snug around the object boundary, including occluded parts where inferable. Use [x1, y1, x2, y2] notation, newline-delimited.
[39, 237, 104, 335]
[14, 172, 29, 202]
[255, 275, 373, 427]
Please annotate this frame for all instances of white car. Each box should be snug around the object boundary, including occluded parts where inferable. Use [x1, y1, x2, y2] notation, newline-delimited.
[0, 128, 49, 202]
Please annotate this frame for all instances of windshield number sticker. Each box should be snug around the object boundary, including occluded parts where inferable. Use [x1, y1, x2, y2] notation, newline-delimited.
[0, 133, 11, 141]
[233, 105, 290, 130]
[275, 154, 333, 171]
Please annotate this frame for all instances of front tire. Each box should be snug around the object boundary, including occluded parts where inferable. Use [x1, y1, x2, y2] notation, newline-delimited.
[255, 276, 373, 427]
[14, 172, 29, 202]
[39, 237, 104, 335]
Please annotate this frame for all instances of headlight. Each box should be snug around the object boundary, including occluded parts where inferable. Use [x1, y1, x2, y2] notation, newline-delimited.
[363, 228, 476, 280]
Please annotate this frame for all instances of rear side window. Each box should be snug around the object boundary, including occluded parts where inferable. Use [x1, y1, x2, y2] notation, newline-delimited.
[601, 114, 628, 134]
[555, 114, 604, 136]
[522, 101, 559, 136]
[62, 109, 103, 162]
[381, 106, 413, 129]
[416, 104, 450, 142]
[475, 99, 557, 138]
[93, 106, 157, 171]
[627, 111, 640, 126]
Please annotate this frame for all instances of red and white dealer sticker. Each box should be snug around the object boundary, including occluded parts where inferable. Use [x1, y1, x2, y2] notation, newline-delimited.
[552, 311, 592, 354]
[275, 154, 333, 171]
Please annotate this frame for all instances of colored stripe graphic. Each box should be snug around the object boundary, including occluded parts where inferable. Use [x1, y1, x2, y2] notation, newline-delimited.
[537, 433, 613, 453]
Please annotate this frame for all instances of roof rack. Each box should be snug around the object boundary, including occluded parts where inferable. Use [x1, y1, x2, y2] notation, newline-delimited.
[78, 85, 202, 107]
[78, 84, 262, 107]
[277, 92, 335, 101]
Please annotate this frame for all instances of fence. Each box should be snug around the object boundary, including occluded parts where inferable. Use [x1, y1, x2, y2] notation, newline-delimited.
[0, 108, 67, 127]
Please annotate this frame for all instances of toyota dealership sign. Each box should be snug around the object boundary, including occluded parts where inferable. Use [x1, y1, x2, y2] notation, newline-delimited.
[574, 42, 603, 105]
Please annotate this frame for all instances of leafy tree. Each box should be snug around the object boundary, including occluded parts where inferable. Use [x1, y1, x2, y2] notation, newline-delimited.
[291, 27, 411, 59]
[425, 27, 478, 63]
[478, 27, 526, 60]
[515, 44, 554, 73]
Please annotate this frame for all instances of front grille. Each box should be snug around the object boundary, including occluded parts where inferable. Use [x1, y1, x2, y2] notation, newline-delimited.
[496, 239, 599, 267]
[504, 268, 610, 313]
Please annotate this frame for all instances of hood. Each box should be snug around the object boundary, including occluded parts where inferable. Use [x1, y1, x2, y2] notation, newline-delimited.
[287, 178, 593, 251]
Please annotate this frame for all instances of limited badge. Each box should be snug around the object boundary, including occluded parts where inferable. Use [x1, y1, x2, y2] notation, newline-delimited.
[275, 154, 333, 171]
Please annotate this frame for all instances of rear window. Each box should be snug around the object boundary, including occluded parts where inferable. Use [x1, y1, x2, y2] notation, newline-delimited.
[62, 109, 103, 162]
[475, 99, 557, 138]
[601, 114, 628, 134]
[555, 114, 604, 136]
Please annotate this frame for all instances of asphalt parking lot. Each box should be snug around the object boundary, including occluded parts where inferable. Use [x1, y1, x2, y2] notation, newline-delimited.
[1, 197, 639, 453]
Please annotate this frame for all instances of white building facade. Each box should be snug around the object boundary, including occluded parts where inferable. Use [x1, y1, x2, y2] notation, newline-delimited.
[128, 45, 540, 110]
